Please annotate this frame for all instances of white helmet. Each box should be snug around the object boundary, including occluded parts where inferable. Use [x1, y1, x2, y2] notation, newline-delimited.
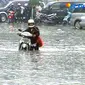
[28, 19, 35, 27]
[18, 3, 21, 6]
[24, 3, 28, 6]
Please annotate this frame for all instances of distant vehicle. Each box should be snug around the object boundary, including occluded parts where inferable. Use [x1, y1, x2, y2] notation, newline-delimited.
[0, 0, 29, 22]
[63, 11, 72, 25]
[40, 1, 69, 23]
[70, 3, 85, 29]
[8, 10, 15, 23]
[35, 13, 58, 25]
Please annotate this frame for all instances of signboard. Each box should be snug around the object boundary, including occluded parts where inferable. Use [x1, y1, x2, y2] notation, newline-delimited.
[56, 0, 85, 2]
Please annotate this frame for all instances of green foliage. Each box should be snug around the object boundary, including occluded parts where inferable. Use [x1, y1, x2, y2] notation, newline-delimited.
[29, 0, 42, 6]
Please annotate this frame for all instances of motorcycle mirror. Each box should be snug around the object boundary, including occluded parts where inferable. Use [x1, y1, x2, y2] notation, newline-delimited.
[18, 29, 22, 31]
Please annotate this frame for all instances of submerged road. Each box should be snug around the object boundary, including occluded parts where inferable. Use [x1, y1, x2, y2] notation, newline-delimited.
[0, 23, 85, 85]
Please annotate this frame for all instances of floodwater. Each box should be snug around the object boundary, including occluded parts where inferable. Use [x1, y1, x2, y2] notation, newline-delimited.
[0, 23, 85, 85]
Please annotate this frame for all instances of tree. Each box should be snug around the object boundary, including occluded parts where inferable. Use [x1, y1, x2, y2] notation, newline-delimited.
[29, 0, 40, 6]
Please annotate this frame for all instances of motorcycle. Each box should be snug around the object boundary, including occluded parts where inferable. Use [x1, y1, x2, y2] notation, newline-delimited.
[35, 13, 57, 25]
[62, 11, 72, 25]
[8, 11, 15, 23]
[17, 29, 39, 51]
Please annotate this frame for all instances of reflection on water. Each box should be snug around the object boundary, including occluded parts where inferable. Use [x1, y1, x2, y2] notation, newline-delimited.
[0, 50, 44, 85]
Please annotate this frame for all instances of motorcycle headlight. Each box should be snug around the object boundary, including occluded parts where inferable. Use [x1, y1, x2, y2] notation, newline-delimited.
[23, 44, 27, 48]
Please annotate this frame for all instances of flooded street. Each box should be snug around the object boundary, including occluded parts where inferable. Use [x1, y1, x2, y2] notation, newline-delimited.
[0, 23, 85, 85]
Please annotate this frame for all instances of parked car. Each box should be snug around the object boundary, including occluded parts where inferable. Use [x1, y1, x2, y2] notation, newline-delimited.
[0, 0, 10, 6]
[0, 0, 29, 22]
[69, 3, 85, 29]
[40, 1, 69, 23]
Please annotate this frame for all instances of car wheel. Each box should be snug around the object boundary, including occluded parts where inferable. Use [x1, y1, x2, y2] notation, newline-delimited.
[74, 21, 82, 29]
[0, 14, 7, 22]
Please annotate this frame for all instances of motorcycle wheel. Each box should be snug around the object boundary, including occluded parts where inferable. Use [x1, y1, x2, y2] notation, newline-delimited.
[62, 21, 67, 25]
[19, 43, 29, 51]
[19, 43, 23, 50]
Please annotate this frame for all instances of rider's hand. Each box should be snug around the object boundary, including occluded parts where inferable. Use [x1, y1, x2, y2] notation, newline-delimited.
[32, 34, 36, 37]
[18, 29, 22, 31]
[17, 33, 22, 36]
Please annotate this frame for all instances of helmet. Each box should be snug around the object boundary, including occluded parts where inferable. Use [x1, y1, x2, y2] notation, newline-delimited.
[24, 3, 28, 6]
[28, 19, 35, 27]
[17, 3, 21, 6]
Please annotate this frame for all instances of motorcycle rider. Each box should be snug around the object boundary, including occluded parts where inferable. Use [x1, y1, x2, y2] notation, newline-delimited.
[24, 19, 40, 50]
[8, 3, 15, 12]
[63, 8, 72, 25]
[7, 3, 15, 23]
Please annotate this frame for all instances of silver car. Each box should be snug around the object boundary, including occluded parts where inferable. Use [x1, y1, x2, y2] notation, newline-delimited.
[70, 4, 85, 29]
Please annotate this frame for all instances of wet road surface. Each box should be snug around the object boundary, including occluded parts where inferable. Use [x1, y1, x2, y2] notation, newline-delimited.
[0, 23, 85, 85]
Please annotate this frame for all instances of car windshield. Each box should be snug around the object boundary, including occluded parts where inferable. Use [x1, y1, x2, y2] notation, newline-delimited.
[0, 0, 9, 7]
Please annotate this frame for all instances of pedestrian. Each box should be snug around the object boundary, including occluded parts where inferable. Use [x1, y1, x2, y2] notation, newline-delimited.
[15, 3, 23, 22]
[36, 3, 42, 19]
[23, 3, 30, 22]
